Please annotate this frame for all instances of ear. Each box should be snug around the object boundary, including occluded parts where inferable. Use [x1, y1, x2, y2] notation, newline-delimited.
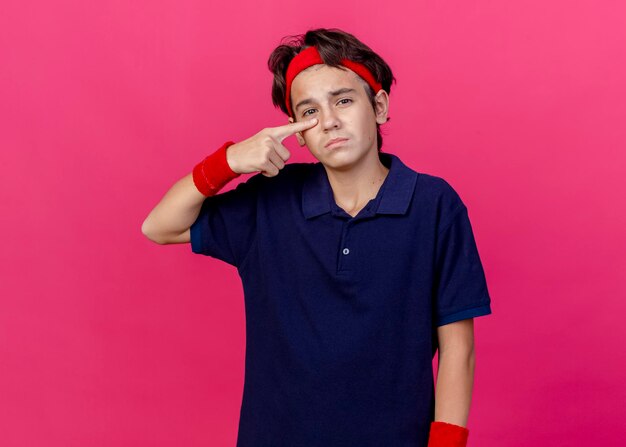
[373, 89, 390, 125]
[289, 116, 306, 146]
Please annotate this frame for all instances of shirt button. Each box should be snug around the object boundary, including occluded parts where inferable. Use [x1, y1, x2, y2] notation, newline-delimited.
[343, 248, 350, 255]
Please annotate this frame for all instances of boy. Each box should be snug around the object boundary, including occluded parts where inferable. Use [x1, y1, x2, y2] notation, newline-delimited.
[142, 28, 492, 447]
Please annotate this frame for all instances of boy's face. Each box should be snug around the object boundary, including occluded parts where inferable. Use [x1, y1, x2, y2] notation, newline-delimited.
[288, 64, 389, 169]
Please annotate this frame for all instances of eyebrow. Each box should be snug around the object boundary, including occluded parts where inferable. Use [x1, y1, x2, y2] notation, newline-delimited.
[294, 87, 357, 112]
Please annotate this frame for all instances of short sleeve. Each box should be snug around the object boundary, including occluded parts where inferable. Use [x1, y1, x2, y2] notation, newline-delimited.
[433, 204, 492, 326]
[189, 173, 263, 268]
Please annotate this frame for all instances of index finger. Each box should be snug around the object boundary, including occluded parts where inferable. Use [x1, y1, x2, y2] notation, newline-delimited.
[271, 118, 318, 143]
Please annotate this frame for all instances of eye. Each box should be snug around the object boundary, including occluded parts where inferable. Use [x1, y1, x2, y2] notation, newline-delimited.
[302, 98, 352, 117]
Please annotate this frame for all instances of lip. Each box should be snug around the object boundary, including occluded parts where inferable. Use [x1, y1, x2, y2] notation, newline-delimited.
[325, 138, 349, 149]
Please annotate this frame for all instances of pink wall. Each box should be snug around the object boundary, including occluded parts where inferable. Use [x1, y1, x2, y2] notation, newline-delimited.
[2, 0, 625, 445]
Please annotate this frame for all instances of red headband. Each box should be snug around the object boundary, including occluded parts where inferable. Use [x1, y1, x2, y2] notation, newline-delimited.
[284, 46, 383, 118]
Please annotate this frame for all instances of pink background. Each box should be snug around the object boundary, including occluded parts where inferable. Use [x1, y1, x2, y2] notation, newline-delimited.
[2, 0, 625, 446]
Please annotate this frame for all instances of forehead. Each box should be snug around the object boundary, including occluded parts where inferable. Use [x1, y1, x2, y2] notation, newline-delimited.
[290, 64, 366, 100]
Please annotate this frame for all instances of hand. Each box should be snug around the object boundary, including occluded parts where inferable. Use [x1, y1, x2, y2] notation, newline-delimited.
[225, 118, 318, 177]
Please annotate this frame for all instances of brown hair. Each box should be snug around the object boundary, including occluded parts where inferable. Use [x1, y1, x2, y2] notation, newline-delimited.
[268, 28, 397, 152]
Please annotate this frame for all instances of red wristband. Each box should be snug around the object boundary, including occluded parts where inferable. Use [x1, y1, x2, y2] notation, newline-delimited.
[192, 141, 241, 196]
[427, 421, 469, 447]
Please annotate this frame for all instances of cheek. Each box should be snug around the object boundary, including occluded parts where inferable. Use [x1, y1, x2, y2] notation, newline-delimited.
[301, 126, 317, 140]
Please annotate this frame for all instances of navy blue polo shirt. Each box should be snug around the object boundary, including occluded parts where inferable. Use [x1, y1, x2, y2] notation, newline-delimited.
[190, 151, 492, 447]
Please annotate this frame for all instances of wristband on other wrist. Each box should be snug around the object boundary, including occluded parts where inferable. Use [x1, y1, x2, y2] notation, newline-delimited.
[427, 421, 469, 447]
[192, 141, 240, 197]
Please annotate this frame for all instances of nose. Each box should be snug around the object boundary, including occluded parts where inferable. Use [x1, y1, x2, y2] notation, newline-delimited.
[321, 107, 341, 131]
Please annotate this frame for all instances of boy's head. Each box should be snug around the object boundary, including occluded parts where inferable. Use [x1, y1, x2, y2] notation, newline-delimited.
[268, 28, 396, 164]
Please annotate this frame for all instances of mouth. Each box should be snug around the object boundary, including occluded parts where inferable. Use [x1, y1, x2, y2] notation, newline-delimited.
[325, 138, 349, 149]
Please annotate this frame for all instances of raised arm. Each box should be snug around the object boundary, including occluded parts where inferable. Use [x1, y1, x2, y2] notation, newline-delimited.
[141, 118, 319, 245]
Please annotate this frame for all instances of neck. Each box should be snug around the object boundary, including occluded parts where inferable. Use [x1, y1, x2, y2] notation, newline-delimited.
[324, 151, 390, 211]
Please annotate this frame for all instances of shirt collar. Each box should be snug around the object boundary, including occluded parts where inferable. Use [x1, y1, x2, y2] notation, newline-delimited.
[302, 152, 418, 219]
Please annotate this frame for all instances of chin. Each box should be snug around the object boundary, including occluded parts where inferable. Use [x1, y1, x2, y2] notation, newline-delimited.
[324, 154, 361, 171]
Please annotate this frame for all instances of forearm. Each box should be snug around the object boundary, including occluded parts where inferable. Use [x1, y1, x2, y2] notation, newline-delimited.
[434, 347, 475, 427]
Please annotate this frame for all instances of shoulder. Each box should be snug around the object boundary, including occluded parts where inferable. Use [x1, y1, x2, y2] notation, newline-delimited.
[232, 162, 313, 190]
[275, 161, 316, 182]
[415, 172, 464, 207]
[413, 171, 467, 231]
[228, 162, 314, 203]
[249, 161, 315, 189]
[389, 153, 462, 211]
